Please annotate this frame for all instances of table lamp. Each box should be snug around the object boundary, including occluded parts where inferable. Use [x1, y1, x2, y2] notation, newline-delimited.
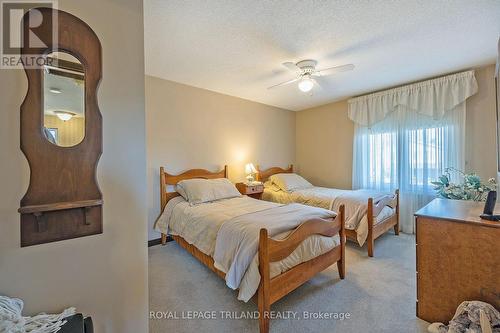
[245, 163, 257, 184]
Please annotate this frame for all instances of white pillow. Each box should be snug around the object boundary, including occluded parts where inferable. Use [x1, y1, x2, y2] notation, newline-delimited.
[269, 173, 313, 192]
[176, 178, 241, 205]
[175, 184, 188, 200]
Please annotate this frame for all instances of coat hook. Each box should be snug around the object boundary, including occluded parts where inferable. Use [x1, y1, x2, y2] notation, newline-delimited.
[83, 207, 92, 225]
[33, 212, 47, 232]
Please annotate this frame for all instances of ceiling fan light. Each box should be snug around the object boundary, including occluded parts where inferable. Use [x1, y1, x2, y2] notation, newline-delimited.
[298, 78, 314, 92]
[54, 111, 74, 121]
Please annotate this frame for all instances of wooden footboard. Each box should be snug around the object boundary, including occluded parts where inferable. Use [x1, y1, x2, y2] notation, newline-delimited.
[257, 205, 345, 333]
[346, 189, 399, 257]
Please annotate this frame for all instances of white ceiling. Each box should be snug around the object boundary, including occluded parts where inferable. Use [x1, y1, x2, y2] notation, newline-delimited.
[44, 52, 84, 117]
[144, 0, 500, 111]
[44, 72, 84, 117]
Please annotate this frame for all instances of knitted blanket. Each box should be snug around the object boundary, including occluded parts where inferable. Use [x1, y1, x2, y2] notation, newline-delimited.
[428, 301, 500, 333]
[0, 296, 75, 333]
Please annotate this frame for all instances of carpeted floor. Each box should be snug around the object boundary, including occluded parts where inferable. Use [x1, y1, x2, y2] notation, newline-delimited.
[149, 232, 429, 333]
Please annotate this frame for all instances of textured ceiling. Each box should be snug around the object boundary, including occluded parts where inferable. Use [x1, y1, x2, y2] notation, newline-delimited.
[144, 0, 500, 111]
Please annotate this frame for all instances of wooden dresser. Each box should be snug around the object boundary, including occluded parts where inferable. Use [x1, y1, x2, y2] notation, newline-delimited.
[414, 199, 500, 323]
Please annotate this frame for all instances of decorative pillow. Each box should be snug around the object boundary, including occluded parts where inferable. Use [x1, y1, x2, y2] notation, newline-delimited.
[176, 178, 241, 205]
[269, 173, 313, 192]
[264, 180, 282, 192]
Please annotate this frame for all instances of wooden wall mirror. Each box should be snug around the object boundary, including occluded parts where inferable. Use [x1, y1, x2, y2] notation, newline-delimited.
[18, 8, 103, 247]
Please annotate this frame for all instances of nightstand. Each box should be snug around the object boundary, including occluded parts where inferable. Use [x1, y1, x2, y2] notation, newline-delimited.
[236, 183, 264, 200]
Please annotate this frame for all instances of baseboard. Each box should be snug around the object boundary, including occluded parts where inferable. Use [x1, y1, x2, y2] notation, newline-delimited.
[148, 236, 172, 247]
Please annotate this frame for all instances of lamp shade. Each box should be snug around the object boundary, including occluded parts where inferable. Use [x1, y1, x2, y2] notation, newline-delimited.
[245, 163, 257, 175]
[298, 77, 314, 92]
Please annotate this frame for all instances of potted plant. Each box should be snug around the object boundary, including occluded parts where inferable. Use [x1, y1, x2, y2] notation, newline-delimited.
[432, 168, 497, 201]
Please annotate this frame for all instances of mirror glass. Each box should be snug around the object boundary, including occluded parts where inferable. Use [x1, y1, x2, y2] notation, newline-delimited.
[43, 51, 85, 147]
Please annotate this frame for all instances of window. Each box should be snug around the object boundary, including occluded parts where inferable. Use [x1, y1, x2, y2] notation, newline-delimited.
[364, 124, 452, 193]
[47, 128, 58, 142]
[353, 107, 465, 233]
[350, 71, 473, 234]
[407, 126, 445, 189]
[366, 131, 397, 188]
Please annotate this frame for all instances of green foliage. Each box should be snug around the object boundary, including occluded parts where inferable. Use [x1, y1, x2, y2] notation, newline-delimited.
[432, 168, 497, 201]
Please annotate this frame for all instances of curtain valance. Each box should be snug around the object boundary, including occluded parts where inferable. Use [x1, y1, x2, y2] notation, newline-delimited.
[348, 70, 478, 127]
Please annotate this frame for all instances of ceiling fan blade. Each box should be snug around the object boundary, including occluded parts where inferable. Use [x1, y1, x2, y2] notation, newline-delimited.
[311, 78, 323, 94]
[267, 77, 299, 89]
[282, 62, 301, 73]
[314, 64, 355, 76]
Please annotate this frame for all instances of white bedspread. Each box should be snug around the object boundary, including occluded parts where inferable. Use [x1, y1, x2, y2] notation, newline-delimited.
[262, 187, 395, 246]
[213, 203, 336, 291]
[154, 196, 340, 302]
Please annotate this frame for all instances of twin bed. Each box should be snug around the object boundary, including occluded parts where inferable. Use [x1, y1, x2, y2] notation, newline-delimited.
[155, 164, 399, 333]
[257, 165, 399, 257]
[155, 166, 346, 333]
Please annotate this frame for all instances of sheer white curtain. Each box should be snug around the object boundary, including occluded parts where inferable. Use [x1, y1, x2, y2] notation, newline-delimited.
[349, 71, 477, 233]
[352, 104, 465, 233]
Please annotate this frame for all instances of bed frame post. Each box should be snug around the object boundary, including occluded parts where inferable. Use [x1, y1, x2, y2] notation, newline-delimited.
[394, 189, 400, 235]
[337, 204, 346, 279]
[160, 167, 166, 211]
[258, 228, 270, 333]
[367, 197, 374, 257]
[160, 167, 167, 246]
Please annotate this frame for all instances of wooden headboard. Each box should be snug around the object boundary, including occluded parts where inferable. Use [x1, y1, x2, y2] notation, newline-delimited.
[256, 164, 293, 182]
[160, 166, 228, 211]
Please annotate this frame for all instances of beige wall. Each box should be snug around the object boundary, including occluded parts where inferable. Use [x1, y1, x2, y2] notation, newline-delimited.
[0, 1, 148, 332]
[465, 65, 498, 179]
[296, 65, 498, 187]
[296, 100, 354, 189]
[146, 75, 295, 240]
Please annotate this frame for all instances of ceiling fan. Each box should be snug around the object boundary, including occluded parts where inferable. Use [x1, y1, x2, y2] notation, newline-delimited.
[268, 59, 354, 93]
